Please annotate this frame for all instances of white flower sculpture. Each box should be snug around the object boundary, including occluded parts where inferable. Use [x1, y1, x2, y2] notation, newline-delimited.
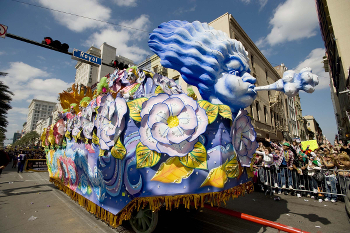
[94, 94, 127, 150]
[139, 93, 208, 157]
[230, 109, 258, 167]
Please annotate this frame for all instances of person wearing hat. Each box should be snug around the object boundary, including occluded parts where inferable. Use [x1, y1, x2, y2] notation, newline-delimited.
[266, 138, 294, 194]
[292, 151, 309, 198]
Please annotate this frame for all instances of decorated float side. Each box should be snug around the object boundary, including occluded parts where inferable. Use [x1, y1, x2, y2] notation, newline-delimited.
[42, 20, 319, 231]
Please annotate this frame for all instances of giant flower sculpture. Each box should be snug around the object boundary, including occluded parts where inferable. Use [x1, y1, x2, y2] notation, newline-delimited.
[230, 109, 258, 167]
[53, 119, 66, 145]
[94, 94, 127, 150]
[139, 93, 208, 157]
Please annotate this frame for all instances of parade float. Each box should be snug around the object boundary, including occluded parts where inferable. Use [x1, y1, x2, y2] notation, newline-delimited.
[42, 20, 319, 232]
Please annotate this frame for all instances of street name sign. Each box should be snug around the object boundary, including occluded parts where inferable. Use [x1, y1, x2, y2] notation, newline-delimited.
[0, 24, 8, 38]
[72, 49, 102, 66]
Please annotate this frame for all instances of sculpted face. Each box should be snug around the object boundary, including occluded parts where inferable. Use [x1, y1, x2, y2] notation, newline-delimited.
[212, 72, 256, 112]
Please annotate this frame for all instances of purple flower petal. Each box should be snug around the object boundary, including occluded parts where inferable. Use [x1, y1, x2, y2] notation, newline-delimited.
[163, 97, 185, 116]
[167, 126, 194, 144]
[235, 115, 249, 130]
[157, 138, 198, 157]
[178, 105, 197, 130]
[151, 122, 170, 144]
[187, 107, 208, 142]
[147, 103, 170, 128]
[171, 94, 198, 111]
[141, 93, 169, 118]
[241, 136, 252, 150]
[139, 115, 160, 152]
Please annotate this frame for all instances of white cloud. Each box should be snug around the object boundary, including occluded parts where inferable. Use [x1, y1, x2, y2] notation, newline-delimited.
[2, 62, 72, 102]
[264, 0, 319, 46]
[85, 15, 151, 63]
[173, 5, 197, 15]
[239, 0, 268, 9]
[8, 107, 29, 116]
[113, 0, 137, 7]
[294, 48, 329, 90]
[37, 0, 111, 32]
[0, 51, 6, 55]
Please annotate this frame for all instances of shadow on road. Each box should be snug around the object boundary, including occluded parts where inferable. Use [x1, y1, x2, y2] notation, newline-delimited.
[0, 184, 56, 197]
[289, 212, 331, 225]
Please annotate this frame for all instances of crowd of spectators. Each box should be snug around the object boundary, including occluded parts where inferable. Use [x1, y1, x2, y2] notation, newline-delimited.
[252, 139, 350, 203]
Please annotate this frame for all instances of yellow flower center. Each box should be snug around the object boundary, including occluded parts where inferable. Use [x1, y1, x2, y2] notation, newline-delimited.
[167, 116, 179, 128]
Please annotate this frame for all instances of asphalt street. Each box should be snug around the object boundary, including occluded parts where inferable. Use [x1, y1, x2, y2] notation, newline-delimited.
[0, 166, 349, 233]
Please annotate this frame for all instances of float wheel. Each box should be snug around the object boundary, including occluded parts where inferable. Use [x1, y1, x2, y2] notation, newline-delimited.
[129, 206, 158, 233]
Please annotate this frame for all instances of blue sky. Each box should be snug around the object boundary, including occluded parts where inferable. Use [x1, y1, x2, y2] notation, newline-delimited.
[0, 0, 336, 144]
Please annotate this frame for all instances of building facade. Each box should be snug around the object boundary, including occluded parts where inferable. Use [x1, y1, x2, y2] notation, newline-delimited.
[12, 132, 21, 144]
[24, 99, 56, 134]
[75, 43, 135, 91]
[304, 115, 324, 144]
[295, 94, 308, 141]
[316, 0, 350, 141]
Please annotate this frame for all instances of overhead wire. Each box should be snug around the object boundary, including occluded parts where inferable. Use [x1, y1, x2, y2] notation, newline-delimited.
[10, 0, 151, 33]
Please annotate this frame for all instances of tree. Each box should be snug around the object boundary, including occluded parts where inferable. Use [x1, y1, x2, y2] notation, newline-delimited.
[0, 77, 13, 146]
[13, 131, 40, 148]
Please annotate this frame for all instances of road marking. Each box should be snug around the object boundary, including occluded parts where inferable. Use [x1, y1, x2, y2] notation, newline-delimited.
[30, 172, 112, 233]
[18, 174, 23, 179]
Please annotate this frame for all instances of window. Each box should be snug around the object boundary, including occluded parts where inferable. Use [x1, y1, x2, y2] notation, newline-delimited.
[89, 78, 92, 83]
[265, 70, 268, 81]
[251, 54, 254, 67]
[255, 102, 260, 121]
[153, 66, 158, 74]
[264, 106, 267, 123]
[308, 122, 310, 126]
[250, 104, 254, 118]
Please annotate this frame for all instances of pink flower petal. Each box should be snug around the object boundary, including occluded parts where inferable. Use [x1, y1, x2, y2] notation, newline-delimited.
[163, 97, 185, 116]
[157, 139, 198, 157]
[167, 126, 194, 144]
[139, 115, 159, 152]
[151, 122, 170, 144]
[147, 103, 170, 128]
[171, 94, 198, 111]
[178, 105, 197, 130]
[141, 93, 169, 118]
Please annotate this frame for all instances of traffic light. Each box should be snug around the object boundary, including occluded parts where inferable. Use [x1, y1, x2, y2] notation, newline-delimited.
[111, 60, 128, 70]
[112, 60, 119, 68]
[42, 37, 69, 53]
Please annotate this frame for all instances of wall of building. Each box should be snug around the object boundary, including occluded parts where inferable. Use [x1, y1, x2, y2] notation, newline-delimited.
[25, 99, 56, 134]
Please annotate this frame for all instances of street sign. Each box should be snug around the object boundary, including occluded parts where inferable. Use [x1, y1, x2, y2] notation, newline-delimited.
[0, 24, 8, 38]
[72, 48, 101, 66]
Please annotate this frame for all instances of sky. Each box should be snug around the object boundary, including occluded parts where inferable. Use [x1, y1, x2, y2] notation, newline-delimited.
[0, 0, 337, 145]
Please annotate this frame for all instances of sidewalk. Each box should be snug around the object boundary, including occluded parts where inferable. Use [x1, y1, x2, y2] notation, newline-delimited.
[0, 166, 132, 233]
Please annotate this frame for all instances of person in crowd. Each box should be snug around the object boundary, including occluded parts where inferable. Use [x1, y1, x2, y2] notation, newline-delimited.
[322, 152, 337, 202]
[265, 138, 294, 195]
[307, 152, 319, 199]
[11, 152, 17, 168]
[252, 151, 264, 191]
[17, 151, 26, 173]
[335, 151, 350, 195]
[0, 149, 11, 177]
[255, 147, 274, 194]
[292, 152, 309, 198]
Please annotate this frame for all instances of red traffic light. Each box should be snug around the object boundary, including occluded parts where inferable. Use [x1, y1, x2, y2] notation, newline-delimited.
[112, 60, 118, 68]
[42, 37, 69, 52]
[44, 37, 52, 45]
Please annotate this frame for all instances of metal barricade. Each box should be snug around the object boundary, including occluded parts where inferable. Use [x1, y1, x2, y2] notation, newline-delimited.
[252, 166, 350, 199]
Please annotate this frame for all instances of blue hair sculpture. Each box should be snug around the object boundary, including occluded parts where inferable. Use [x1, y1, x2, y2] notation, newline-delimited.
[149, 20, 319, 113]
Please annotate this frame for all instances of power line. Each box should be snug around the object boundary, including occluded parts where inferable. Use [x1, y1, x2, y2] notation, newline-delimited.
[10, 0, 150, 33]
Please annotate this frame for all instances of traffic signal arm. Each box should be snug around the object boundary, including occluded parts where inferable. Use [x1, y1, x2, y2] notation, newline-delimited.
[6, 33, 72, 55]
[6, 33, 115, 68]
